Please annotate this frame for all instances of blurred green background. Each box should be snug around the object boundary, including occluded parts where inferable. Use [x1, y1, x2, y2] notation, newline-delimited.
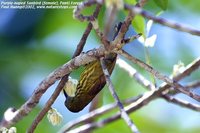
[0, 0, 200, 132]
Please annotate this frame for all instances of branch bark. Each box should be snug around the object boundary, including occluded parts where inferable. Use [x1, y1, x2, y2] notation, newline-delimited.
[100, 58, 139, 133]
[59, 57, 200, 132]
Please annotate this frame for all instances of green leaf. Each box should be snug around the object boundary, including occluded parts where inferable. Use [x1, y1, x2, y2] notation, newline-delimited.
[132, 15, 146, 38]
[124, 0, 137, 5]
[123, 0, 146, 38]
[153, 0, 168, 10]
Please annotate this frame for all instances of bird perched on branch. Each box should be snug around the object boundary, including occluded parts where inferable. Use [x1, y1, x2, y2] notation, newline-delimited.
[63, 22, 122, 112]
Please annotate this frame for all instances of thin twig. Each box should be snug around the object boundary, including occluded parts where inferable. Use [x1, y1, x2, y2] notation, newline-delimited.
[124, 5, 200, 36]
[117, 58, 200, 111]
[122, 33, 142, 44]
[74, 0, 97, 21]
[162, 95, 200, 111]
[100, 58, 139, 133]
[169, 80, 200, 95]
[118, 50, 200, 102]
[112, 11, 134, 45]
[111, 0, 144, 49]
[138, 0, 149, 7]
[60, 57, 200, 132]
[91, 20, 110, 48]
[185, 80, 200, 89]
[116, 58, 155, 90]
[27, 76, 69, 133]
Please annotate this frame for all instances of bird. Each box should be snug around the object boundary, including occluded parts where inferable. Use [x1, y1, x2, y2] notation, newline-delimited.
[64, 22, 122, 112]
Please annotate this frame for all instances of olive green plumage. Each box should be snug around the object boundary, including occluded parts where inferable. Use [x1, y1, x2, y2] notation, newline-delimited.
[65, 54, 117, 112]
[64, 22, 122, 112]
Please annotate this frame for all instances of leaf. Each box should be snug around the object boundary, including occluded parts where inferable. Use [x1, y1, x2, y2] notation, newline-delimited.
[124, 0, 137, 5]
[132, 15, 146, 38]
[124, 0, 145, 37]
[153, 0, 168, 10]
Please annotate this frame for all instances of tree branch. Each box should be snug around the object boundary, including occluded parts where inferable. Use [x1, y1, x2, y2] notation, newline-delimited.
[124, 5, 200, 36]
[118, 50, 200, 102]
[117, 58, 200, 112]
[116, 58, 155, 90]
[74, 0, 97, 22]
[185, 80, 200, 89]
[59, 57, 200, 132]
[59, 95, 142, 132]
[100, 58, 139, 133]
[162, 94, 200, 111]
[0, 45, 108, 128]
